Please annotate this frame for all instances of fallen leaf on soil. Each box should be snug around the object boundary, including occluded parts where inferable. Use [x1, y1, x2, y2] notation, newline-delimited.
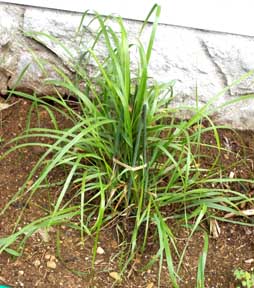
[26, 179, 34, 188]
[209, 219, 221, 239]
[224, 154, 229, 160]
[134, 255, 141, 264]
[96, 246, 105, 255]
[147, 283, 154, 288]
[109, 271, 121, 281]
[37, 228, 50, 242]
[0, 103, 11, 111]
[113, 157, 147, 171]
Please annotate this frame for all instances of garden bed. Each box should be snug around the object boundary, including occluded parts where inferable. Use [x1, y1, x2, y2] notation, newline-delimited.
[0, 96, 254, 287]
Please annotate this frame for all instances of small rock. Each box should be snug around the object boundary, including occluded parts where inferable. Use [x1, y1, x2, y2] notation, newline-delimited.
[96, 246, 105, 255]
[109, 271, 121, 281]
[45, 254, 51, 260]
[245, 258, 254, 264]
[18, 270, 24, 276]
[18, 281, 24, 287]
[47, 260, 57, 269]
[229, 171, 235, 179]
[33, 259, 41, 267]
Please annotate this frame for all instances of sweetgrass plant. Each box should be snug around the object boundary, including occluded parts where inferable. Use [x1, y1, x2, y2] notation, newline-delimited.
[1, 4, 254, 287]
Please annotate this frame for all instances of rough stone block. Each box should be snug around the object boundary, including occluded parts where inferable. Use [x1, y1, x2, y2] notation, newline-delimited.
[1, 3, 254, 129]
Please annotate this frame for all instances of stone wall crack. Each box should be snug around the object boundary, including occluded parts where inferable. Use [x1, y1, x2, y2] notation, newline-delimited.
[199, 38, 232, 96]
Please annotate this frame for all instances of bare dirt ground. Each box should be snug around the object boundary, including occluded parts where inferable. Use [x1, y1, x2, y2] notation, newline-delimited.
[0, 96, 254, 287]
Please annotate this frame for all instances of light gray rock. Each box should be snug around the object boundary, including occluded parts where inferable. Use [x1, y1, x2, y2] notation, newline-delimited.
[1, 3, 254, 128]
[0, 4, 72, 95]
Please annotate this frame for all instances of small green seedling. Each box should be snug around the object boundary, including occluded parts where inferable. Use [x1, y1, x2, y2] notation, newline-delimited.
[234, 269, 254, 288]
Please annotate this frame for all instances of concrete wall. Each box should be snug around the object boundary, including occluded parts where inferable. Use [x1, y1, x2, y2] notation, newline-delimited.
[1, 3, 254, 128]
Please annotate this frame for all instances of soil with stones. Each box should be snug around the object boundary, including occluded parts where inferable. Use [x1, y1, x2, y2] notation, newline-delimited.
[0, 96, 254, 288]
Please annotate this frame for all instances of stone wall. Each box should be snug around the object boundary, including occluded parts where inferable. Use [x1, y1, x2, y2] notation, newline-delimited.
[1, 3, 254, 128]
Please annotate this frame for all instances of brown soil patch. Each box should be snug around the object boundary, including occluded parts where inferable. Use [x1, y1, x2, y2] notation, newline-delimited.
[0, 96, 254, 287]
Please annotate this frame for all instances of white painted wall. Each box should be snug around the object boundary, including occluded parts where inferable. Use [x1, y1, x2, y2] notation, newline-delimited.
[1, 0, 254, 36]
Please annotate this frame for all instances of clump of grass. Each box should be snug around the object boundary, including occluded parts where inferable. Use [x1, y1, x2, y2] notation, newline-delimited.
[1, 5, 254, 287]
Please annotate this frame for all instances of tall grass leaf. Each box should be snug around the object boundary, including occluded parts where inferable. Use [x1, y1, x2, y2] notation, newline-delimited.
[177, 205, 207, 272]
[154, 213, 179, 288]
[196, 232, 209, 288]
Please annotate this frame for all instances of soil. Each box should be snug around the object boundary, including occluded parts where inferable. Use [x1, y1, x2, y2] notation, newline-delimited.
[0, 96, 254, 288]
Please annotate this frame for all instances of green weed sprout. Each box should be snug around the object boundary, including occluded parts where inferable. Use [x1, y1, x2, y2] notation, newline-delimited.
[234, 269, 254, 288]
